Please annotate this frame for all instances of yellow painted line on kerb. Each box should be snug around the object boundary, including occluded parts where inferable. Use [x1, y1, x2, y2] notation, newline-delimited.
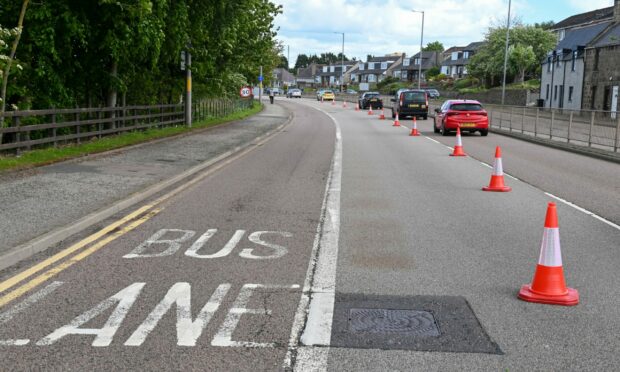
[0, 208, 161, 309]
[0, 204, 155, 295]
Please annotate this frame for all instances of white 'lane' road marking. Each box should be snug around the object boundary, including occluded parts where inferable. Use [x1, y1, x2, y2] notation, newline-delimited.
[283, 101, 342, 371]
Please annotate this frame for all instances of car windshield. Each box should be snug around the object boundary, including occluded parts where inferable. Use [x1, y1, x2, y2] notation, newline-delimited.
[450, 103, 483, 111]
[324, 90, 333, 94]
[366, 93, 380, 98]
[401, 92, 426, 101]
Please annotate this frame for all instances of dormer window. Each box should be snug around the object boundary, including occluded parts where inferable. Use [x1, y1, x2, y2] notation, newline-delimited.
[559, 29, 565, 41]
[451, 52, 458, 60]
[464, 51, 470, 59]
[359, 64, 364, 71]
[414, 58, 420, 65]
[381, 62, 388, 69]
[330, 66, 335, 73]
[403, 58, 410, 66]
[323, 66, 328, 73]
[368, 62, 375, 70]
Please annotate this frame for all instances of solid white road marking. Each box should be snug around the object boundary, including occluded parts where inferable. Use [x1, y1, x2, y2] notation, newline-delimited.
[125, 283, 230, 347]
[36, 283, 145, 347]
[0, 339, 29, 346]
[545, 192, 620, 231]
[211, 284, 300, 348]
[425, 137, 440, 144]
[283, 102, 342, 371]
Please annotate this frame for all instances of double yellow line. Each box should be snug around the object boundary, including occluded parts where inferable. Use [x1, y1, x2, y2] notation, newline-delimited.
[0, 204, 161, 309]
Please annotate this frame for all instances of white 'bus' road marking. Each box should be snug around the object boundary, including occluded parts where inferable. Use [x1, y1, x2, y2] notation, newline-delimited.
[283, 102, 342, 371]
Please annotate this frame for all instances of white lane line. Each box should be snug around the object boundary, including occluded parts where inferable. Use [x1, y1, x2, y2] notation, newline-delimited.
[425, 137, 440, 144]
[479, 162, 493, 169]
[545, 193, 620, 231]
[283, 102, 342, 371]
[0, 281, 63, 325]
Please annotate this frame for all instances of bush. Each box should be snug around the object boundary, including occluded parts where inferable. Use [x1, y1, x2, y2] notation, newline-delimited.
[454, 77, 479, 90]
[426, 66, 440, 78]
[434, 73, 448, 81]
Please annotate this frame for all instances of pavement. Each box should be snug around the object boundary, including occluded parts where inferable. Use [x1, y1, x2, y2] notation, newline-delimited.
[0, 102, 290, 262]
[0, 97, 619, 371]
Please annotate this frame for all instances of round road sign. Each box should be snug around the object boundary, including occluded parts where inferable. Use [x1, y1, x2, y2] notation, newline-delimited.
[240, 86, 252, 98]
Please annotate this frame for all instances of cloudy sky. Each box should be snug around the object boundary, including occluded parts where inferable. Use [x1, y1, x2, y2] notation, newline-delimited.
[273, 0, 614, 67]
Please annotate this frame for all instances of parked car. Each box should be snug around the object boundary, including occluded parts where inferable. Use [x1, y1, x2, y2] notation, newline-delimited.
[425, 88, 440, 99]
[346, 89, 357, 94]
[391, 89, 428, 120]
[287, 88, 302, 98]
[358, 92, 383, 109]
[322, 90, 335, 101]
[433, 99, 489, 136]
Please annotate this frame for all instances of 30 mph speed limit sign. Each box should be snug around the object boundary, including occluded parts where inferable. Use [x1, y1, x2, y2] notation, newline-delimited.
[240, 86, 253, 98]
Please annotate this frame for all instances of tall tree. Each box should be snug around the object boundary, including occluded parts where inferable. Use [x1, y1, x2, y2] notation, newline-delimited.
[422, 41, 444, 52]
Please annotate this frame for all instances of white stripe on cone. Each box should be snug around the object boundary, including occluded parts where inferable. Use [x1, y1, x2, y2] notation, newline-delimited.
[456, 132, 462, 147]
[538, 228, 562, 267]
[492, 157, 504, 176]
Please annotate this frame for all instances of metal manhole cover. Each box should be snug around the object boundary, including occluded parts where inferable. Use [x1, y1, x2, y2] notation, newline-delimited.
[349, 308, 440, 336]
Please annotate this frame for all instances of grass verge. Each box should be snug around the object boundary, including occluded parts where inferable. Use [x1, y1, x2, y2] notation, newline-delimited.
[0, 102, 263, 173]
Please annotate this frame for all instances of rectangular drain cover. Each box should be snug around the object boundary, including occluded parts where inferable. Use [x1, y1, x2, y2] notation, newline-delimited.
[349, 308, 440, 336]
[331, 294, 502, 354]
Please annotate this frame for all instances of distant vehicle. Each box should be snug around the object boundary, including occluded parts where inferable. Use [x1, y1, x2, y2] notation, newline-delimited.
[391, 89, 428, 120]
[266, 88, 281, 95]
[322, 90, 335, 101]
[316, 89, 326, 100]
[358, 92, 383, 109]
[434, 99, 489, 136]
[425, 88, 440, 98]
[287, 88, 302, 98]
[346, 89, 357, 94]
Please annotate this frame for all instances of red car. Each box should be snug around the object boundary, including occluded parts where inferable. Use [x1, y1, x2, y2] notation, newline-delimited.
[433, 100, 489, 136]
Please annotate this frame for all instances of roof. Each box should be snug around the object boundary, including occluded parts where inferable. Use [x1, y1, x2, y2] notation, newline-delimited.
[443, 46, 465, 54]
[553, 6, 614, 30]
[401, 51, 439, 70]
[296, 66, 314, 79]
[465, 41, 485, 51]
[274, 68, 295, 82]
[592, 22, 620, 47]
[555, 21, 612, 51]
[367, 55, 399, 63]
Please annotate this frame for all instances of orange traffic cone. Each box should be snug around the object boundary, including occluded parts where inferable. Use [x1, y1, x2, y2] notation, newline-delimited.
[379, 108, 385, 120]
[392, 113, 400, 127]
[355, 103, 360, 111]
[483, 147, 511, 192]
[368, 105, 374, 115]
[449, 127, 466, 156]
[518, 203, 579, 306]
[332, 98, 336, 106]
[321, 96, 324, 104]
[409, 117, 421, 136]
[343, 100, 348, 108]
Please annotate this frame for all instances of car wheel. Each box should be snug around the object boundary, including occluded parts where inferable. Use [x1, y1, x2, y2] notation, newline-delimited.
[391, 109, 396, 119]
[441, 123, 450, 136]
[480, 129, 489, 136]
[433, 123, 440, 133]
[423, 115, 428, 120]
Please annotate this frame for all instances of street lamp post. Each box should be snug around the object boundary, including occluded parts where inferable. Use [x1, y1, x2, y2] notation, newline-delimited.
[501, 0, 512, 105]
[334, 32, 345, 93]
[412, 10, 425, 90]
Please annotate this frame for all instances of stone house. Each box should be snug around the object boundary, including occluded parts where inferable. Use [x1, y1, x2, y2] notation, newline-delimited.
[392, 51, 440, 82]
[317, 61, 358, 88]
[439, 42, 484, 78]
[582, 21, 620, 112]
[350, 54, 404, 84]
[295, 63, 323, 89]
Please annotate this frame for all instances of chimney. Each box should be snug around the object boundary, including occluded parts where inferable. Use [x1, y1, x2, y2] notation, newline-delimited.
[616, 0, 620, 23]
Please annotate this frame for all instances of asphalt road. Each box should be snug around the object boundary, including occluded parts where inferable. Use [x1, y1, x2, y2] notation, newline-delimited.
[0, 97, 619, 371]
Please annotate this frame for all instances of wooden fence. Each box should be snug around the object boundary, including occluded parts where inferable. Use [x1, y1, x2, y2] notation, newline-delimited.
[0, 98, 254, 154]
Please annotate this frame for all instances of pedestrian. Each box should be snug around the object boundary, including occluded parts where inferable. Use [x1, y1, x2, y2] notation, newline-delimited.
[269, 88, 275, 104]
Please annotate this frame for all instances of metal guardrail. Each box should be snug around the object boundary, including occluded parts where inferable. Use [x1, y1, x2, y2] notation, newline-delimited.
[485, 105, 620, 153]
[0, 99, 254, 154]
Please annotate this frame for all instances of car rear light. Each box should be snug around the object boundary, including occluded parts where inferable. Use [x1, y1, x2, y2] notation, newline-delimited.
[400, 94, 403, 107]
[479, 111, 488, 117]
[426, 94, 429, 107]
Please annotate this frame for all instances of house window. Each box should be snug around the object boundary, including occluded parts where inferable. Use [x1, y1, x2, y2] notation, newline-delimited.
[350, 73, 356, 81]
[571, 51, 577, 71]
[368, 62, 375, 70]
[330, 66, 335, 73]
[368, 74, 376, 82]
[594, 49, 600, 71]
[381, 62, 388, 69]
[464, 51, 470, 59]
[556, 56, 561, 67]
[359, 64, 364, 71]
[559, 29, 565, 41]
[403, 58, 410, 66]
[414, 58, 420, 65]
[547, 57, 552, 72]
[554, 85, 558, 101]
[451, 52, 459, 60]
[323, 66, 328, 73]
[546, 84, 550, 100]
[591, 86, 597, 109]
[568, 86, 574, 102]
[393, 71, 401, 78]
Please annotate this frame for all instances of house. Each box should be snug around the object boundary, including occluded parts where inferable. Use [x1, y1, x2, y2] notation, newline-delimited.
[540, 0, 620, 111]
[440, 42, 484, 78]
[318, 61, 358, 87]
[351, 54, 404, 84]
[296, 63, 323, 89]
[393, 51, 440, 82]
[540, 21, 611, 110]
[582, 20, 620, 112]
[272, 68, 296, 89]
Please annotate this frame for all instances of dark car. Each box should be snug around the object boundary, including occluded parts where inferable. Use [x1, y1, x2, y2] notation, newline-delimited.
[391, 89, 428, 120]
[358, 92, 383, 109]
[433, 99, 489, 136]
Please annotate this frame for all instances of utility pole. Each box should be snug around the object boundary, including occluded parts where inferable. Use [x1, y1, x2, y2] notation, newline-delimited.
[259, 66, 263, 102]
[334, 32, 345, 93]
[287, 45, 290, 72]
[185, 49, 192, 127]
[501, 0, 512, 106]
[413, 10, 425, 89]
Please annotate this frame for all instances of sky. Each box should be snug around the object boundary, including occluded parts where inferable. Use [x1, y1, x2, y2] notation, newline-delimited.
[272, 0, 615, 68]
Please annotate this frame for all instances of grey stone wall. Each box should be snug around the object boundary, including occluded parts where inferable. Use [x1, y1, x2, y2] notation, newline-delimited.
[439, 89, 531, 106]
[583, 45, 620, 110]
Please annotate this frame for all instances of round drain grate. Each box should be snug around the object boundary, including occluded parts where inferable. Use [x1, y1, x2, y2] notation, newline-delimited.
[348, 308, 440, 336]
